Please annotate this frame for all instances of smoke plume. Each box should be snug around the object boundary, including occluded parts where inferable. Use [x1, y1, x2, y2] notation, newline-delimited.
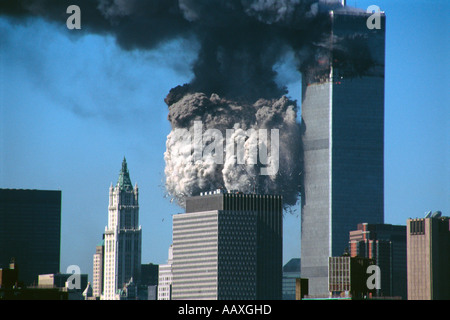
[1, 0, 377, 208]
[164, 92, 301, 207]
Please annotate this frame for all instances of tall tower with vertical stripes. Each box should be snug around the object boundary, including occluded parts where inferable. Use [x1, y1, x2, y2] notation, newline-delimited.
[300, 7, 386, 296]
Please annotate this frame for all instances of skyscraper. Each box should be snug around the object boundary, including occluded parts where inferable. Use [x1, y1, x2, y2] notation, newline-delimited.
[102, 158, 142, 300]
[407, 212, 450, 300]
[300, 7, 386, 295]
[172, 190, 283, 300]
[0, 189, 61, 286]
[349, 223, 407, 299]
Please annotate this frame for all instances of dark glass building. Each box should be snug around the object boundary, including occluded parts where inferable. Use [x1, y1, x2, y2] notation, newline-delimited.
[349, 223, 407, 299]
[0, 189, 61, 286]
[300, 7, 386, 295]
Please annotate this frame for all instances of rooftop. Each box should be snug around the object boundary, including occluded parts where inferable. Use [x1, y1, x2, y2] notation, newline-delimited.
[116, 157, 133, 191]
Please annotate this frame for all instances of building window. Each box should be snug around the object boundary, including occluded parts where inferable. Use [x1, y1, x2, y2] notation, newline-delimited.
[410, 220, 425, 235]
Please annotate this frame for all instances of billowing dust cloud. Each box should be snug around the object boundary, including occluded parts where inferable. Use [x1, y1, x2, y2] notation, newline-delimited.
[164, 92, 301, 207]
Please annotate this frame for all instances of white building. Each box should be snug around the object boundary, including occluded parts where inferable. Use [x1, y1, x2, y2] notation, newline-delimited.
[157, 245, 173, 300]
[102, 158, 142, 300]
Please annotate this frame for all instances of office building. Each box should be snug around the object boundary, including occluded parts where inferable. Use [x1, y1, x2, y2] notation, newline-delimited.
[147, 285, 158, 300]
[0, 189, 61, 286]
[349, 223, 407, 299]
[141, 263, 159, 286]
[92, 239, 104, 299]
[38, 273, 88, 291]
[282, 258, 301, 300]
[407, 212, 450, 300]
[157, 245, 173, 300]
[138, 263, 159, 300]
[38, 272, 89, 300]
[172, 191, 283, 300]
[102, 158, 142, 300]
[300, 6, 386, 295]
[328, 255, 375, 299]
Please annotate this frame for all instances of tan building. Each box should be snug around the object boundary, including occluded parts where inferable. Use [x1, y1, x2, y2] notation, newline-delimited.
[92, 240, 104, 299]
[407, 212, 450, 300]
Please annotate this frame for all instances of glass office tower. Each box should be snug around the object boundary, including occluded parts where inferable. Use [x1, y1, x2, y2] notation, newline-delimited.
[0, 189, 61, 286]
[300, 8, 386, 296]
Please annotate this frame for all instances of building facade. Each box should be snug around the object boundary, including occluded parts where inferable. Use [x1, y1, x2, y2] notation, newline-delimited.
[407, 213, 450, 300]
[172, 191, 283, 300]
[328, 255, 375, 299]
[0, 189, 61, 286]
[92, 239, 104, 299]
[349, 223, 407, 299]
[38, 273, 88, 291]
[157, 245, 173, 300]
[102, 158, 142, 300]
[282, 258, 301, 300]
[300, 7, 386, 295]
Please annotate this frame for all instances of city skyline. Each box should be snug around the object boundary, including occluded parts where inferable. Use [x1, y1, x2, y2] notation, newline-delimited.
[0, 0, 449, 286]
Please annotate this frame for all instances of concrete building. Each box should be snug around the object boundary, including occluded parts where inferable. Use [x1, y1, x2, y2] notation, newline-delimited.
[300, 6, 386, 295]
[92, 239, 104, 299]
[157, 245, 173, 300]
[0, 189, 61, 286]
[172, 191, 283, 300]
[349, 223, 407, 299]
[407, 212, 450, 300]
[102, 158, 142, 300]
[147, 285, 158, 300]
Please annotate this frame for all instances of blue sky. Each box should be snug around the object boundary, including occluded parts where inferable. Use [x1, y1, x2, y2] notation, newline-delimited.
[1, 0, 448, 282]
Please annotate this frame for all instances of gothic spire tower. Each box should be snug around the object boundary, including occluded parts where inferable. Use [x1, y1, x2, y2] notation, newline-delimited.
[102, 157, 142, 300]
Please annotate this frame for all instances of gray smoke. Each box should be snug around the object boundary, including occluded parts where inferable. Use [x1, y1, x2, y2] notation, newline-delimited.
[1, 0, 356, 101]
[1, 0, 376, 208]
[164, 93, 301, 207]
